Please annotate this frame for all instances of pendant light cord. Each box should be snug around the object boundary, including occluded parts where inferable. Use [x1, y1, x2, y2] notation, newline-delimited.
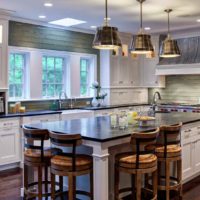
[105, 0, 108, 26]
[167, 11, 170, 36]
[140, 1, 143, 29]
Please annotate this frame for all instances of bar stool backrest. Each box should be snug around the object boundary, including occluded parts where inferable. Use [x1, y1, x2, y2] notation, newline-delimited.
[159, 122, 182, 158]
[130, 128, 160, 169]
[49, 132, 82, 171]
[23, 126, 50, 161]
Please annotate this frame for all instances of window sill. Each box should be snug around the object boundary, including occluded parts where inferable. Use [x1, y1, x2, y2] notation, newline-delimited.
[8, 96, 93, 102]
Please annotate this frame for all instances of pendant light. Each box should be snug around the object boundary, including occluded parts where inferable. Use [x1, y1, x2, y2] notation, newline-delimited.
[92, 0, 122, 50]
[130, 0, 154, 55]
[160, 9, 181, 58]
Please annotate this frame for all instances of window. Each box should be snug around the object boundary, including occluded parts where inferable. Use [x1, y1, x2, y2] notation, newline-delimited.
[42, 56, 65, 98]
[80, 58, 90, 96]
[9, 53, 26, 99]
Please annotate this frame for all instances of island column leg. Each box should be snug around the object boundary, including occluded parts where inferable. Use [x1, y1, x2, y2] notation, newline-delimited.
[92, 147, 110, 200]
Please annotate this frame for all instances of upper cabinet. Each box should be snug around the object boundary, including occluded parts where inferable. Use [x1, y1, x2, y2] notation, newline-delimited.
[100, 33, 165, 89]
[0, 19, 8, 89]
[139, 36, 165, 88]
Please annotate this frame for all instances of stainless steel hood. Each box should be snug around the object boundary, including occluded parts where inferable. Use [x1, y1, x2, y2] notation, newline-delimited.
[156, 35, 200, 75]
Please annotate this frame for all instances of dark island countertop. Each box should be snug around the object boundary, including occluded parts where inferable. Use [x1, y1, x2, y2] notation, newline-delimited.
[0, 110, 62, 119]
[79, 103, 149, 111]
[25, 112, 200, 142]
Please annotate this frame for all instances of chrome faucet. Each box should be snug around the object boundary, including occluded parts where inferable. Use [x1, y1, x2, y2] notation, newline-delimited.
[69, 97, 76, 109]
[152, 91, 162, 112]
[58, 91, 67, 110]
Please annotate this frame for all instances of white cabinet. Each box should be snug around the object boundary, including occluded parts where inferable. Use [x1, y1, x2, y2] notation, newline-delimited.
[0, 118, 21, 165]
[182, 123, 200, 182]
[0, 19, 8, 89]
[139, 36, 165, 88]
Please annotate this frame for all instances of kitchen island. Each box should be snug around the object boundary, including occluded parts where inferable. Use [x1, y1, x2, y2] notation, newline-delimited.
[25, 112, 200, 200]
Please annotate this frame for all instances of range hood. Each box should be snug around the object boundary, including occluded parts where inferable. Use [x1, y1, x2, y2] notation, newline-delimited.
[156, 35, 200, 75]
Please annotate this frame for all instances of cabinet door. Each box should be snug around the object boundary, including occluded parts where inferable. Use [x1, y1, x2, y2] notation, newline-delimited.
[119, 58, 129, 86]
[0, 127, 20, 165]
[110, 56, 120, 86]
[194, 135, 200, 173]
[129, 57, 139, 86]
[182, 140, 194, 180]
[181, 129, 194, 180]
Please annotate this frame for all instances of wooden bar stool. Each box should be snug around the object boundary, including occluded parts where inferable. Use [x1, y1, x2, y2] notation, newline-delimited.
[157, 123, 182, 200]
[49, 131, 93, 200]
[146, 123, 183, 200]
[114, 128, 160, 200]
[23, 126, 62, 200]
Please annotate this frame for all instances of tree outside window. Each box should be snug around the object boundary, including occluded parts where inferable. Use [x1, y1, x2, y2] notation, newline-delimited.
[80, 58, 90, 96]
[42, 56, 64, 98]
[9, 53, 26, 99]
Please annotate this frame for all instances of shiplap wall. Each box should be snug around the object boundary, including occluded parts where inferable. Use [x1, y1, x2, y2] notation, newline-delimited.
[8, 21, 100, 80]
[149, 75, 200, 104]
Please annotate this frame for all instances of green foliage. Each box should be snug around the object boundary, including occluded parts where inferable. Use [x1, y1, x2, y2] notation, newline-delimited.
[80, 58, 89, 96]
[9, 53, 24, 98]
[42, 56, 64, 97]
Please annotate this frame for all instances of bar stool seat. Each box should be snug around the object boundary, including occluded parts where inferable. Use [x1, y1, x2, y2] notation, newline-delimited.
[51, 154, 92, 171]
[156, 145, 181, 158]
[24, 147, 60, 158]
[119, 154, 157, 169]
[146, 144, 181, 158]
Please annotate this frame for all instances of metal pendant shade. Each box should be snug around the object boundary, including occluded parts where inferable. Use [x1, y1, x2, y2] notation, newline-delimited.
[160, 9, 181, 58]
[130, 33, 154, 54]
[130, 0, 154, 55]
[93, 26, 122, 50]
[92, 0, 122, 50]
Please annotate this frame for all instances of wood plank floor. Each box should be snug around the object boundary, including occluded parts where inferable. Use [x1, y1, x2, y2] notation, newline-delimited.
[0, 168, 200, 200]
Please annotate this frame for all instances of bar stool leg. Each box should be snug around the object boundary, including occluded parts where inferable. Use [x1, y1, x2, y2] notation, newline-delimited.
[152, 170, 158, 200]
[38, 166, 43, 200]
[90, 169, 94, 200]
[51, 172, 55, 200]
[177, 159, 182, 200]
[165, 160, 170, 200]
[68, 173, 75, 200]
[114, 165, 120, 200]
[45, 166, 48, 195]
[136, 172, 142, 200]
[59, 176, 63, 192]
[131, 174, 135, 199]
[24, 164, 28, 199]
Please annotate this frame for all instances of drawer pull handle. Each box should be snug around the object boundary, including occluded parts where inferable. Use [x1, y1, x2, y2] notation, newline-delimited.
[185, 129, 191, 133]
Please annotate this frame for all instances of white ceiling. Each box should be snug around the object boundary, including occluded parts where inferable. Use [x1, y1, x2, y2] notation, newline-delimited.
[1, 0, 200, 34]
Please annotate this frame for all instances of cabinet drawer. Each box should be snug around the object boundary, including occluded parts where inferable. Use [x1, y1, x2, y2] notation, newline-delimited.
[22, 114, 60, 124]
[0, 118, 20, 129]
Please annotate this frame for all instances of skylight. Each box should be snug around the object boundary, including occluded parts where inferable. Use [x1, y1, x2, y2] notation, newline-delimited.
[49, 18, 86, 27]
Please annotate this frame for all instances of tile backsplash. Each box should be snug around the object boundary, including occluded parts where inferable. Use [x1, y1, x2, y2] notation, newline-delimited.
[149, 75, 200, 104]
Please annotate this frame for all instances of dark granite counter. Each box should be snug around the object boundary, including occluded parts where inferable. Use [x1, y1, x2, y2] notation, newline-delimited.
[25, 112, 200, 142]
[79, 103, 149, 111]
[0, 110, 62, 119]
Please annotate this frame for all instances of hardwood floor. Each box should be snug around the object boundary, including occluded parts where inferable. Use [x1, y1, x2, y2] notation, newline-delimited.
[0, 168, 200, 200]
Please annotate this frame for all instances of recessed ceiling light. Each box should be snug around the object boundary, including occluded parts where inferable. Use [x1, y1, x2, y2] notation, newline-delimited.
[196, 19, 200, 22]
[144, 27, 151, 30]
[90, 26, 97, 29]
[39, 15, 46, 19]
[44, 3, 53, 7]
[49, 18, 86, 27]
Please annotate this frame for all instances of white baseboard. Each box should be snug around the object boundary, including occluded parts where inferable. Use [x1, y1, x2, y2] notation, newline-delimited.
[0, 162, 20, 171]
